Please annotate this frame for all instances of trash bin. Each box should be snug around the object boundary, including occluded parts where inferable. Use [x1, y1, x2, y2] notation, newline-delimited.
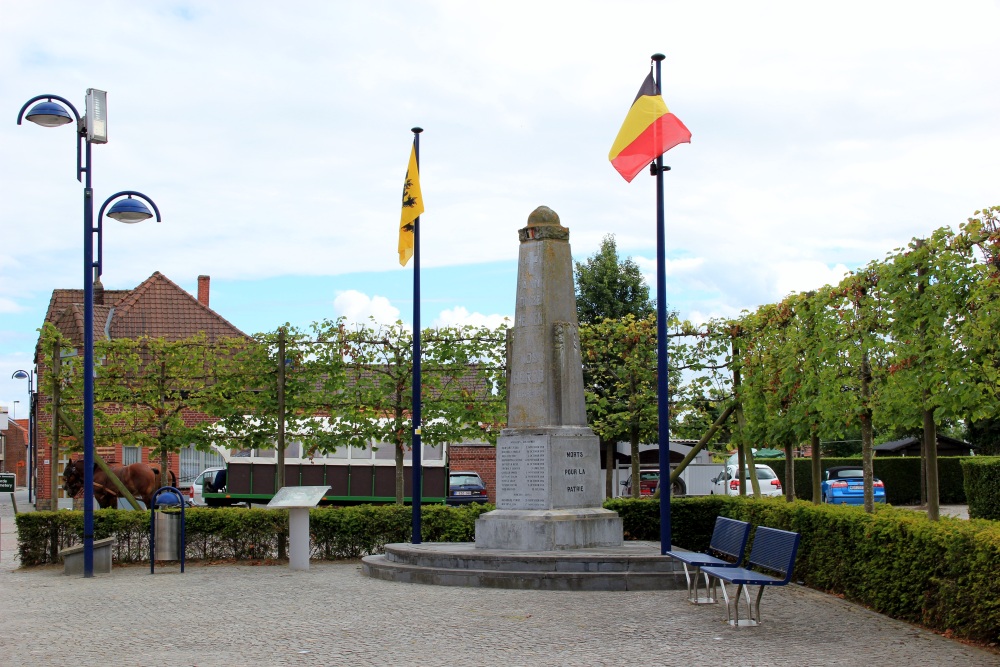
[149, 487, 186, 573]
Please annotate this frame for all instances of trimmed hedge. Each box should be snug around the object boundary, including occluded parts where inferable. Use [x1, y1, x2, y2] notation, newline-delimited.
[605, 496, 1000, 643]
[18, 497, 1000, 641]
[769, 456, 970, 504]
[962, 457, 1000, 520]
[15, 503, 495, 567]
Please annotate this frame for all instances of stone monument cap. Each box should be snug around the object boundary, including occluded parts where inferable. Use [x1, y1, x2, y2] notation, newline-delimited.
[527, 206, 561, 227]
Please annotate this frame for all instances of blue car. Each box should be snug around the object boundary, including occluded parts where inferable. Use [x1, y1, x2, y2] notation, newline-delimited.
[447, 471, 489, 506]
[821, 466, 886, 505]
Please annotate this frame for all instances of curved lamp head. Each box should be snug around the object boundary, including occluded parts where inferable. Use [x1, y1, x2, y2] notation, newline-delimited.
[25, 100, 74, 128]
[107, 196, 153, 224]
[12, 370, 30, 381]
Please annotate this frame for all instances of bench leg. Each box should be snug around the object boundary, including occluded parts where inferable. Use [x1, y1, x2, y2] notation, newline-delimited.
[681, 564, 717, 604]
[750, 585, 766, 624]
[718, 582, 763, 628]
[718, 580, 734, 624]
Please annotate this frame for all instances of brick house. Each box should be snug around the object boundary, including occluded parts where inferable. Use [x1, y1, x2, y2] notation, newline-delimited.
[0, 416, 29, 486]
[32, 272, 247, 510]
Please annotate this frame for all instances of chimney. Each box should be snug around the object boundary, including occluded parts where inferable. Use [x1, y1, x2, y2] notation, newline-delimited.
[197, 275, 210, 307]
[93, 277, 105, 306]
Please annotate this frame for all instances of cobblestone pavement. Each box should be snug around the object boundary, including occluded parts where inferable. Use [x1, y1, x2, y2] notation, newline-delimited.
[2, 491, 996, 667]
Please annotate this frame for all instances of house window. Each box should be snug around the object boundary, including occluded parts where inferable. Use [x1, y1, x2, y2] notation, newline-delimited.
[122, 446, 141, 466]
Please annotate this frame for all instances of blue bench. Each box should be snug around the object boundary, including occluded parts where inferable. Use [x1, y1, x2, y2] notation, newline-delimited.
[702, 526, 801, 627]
[666, 516, 751, 604]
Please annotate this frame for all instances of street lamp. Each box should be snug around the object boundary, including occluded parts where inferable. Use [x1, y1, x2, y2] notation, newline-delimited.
[17, 90, 158, 578]
[12, 370, 34, 503]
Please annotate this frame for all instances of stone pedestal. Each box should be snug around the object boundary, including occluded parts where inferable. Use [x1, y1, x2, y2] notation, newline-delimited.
[475, 206, 622, 551]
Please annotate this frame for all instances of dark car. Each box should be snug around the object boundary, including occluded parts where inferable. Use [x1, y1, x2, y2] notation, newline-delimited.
[448, 471, 488, 505]
[821, 466, 886, 505]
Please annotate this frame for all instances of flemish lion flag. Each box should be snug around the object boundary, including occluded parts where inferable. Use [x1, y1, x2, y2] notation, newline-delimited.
[609, 71, 691, 182]
[399, 144, 424, 266]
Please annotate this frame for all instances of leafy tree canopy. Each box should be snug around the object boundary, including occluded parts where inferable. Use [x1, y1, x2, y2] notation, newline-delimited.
[574, 234, 653, 324]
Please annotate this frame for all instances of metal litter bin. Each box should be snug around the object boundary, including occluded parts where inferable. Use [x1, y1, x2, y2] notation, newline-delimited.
[149, 486, 186, 573]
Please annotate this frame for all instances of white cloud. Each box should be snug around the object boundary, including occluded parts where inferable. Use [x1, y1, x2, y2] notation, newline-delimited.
[332, 290, 400, 326]
[433, 306, 510, 329]
[2, 0, 999, 350]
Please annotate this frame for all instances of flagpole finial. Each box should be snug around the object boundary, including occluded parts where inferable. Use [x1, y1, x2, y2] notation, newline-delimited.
[411, 127, 423, 134]
[651, 53, 665, 62]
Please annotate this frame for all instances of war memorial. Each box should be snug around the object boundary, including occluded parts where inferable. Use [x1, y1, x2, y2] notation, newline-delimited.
[362, 207, 681, 589]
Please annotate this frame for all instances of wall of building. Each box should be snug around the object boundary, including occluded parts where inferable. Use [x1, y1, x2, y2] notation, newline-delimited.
[449, 442, 496, 503]
[1, 419, 28, 485]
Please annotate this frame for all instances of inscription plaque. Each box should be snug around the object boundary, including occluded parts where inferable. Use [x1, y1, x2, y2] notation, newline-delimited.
[497, 436, 549, 509]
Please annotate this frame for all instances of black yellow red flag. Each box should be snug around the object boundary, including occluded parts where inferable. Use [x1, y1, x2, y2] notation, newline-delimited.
[399, 144, 424, 266]
[609, 72, 691, 182]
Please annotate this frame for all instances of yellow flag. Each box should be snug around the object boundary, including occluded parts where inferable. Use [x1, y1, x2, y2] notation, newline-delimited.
[399, 144, 424, 266]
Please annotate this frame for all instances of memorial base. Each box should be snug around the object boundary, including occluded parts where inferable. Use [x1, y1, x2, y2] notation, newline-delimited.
[475, 508, 623, 551]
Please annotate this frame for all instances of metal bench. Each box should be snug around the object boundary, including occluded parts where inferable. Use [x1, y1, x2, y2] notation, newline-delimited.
[666, 516, 750, 604]
[701, 526, 800, 627]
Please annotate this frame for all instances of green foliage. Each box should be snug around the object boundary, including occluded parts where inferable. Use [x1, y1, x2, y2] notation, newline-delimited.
[15, 504, 493, 567]
[966, 416, 1000, 456]
[574, 234, 653, 324]
[603, 496, 1000, 642]
[778, 457, 970, 505]
[962, 457, 1000, 520]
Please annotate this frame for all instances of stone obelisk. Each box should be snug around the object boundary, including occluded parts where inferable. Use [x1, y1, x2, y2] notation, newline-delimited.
[475, 206, 623, 551]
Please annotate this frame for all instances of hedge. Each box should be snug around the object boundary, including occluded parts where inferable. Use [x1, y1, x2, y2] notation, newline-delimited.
[962, 457, 1000, 520]
[606, 496, 1000, 643]
[764, 456, 971, 505]
[17, 497, 1000, 642]
[15, 502, 496, 567]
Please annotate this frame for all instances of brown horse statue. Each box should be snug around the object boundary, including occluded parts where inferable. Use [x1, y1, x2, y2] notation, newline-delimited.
[63, 459, 177, 508]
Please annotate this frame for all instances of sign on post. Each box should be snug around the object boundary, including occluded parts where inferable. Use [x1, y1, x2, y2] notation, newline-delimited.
[0, 473, 15, 493]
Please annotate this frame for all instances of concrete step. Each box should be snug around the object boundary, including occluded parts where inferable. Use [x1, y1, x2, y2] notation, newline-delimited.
[361, 541, 687, 591]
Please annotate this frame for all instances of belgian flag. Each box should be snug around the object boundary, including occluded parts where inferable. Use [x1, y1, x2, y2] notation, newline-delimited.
[398, 143, 424, 266]
[609, 72, 691, 182]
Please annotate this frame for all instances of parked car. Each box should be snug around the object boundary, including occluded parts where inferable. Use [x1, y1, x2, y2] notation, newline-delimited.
[189, 466, 225, 506]
[621, 468, 660, 497]
[711, 464, 783, 497]
[821, 466, 886, 505]
[448, 471, 488, 505]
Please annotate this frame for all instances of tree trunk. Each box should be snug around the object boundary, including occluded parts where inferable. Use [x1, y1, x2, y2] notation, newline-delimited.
[50, 341, 61, 512]
[860, 350, 875, 514]
[277, 328, 287, 560]
[784, 441, 795, 501]
[924, 408, 940, 521]
[810, 430, 822, 504]
[630, 425, 640, 499]
[603, 436, 614, 499]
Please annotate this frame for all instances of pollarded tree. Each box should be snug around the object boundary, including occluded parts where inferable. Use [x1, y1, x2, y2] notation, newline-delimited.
[326, 318, 507, 504]
[579, 315, 658, 498]
[877, 228, 986, 519]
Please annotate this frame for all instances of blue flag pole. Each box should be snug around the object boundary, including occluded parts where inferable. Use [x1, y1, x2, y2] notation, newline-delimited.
[651, 53, 672, 554]
[411, 127, 423, 545]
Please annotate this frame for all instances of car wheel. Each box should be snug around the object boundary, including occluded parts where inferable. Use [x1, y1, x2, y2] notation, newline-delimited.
[671, 479, 686, 496]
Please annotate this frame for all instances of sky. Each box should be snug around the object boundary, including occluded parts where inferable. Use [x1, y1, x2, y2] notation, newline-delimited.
[2, 0, 999, 410]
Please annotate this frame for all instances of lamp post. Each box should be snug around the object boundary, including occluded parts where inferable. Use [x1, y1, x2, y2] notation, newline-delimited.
[12, 370, 34, 502]
[11, 371, 34, 501]
[17, 91, 159, 578]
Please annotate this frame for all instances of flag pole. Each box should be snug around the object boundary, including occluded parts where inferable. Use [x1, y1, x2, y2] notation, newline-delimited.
[410, 126, 424, 545]
[651, 53, 673, 554]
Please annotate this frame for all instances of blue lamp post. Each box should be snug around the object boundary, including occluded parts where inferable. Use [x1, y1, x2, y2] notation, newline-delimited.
[11, 370, 34, 503]
[17, 91, 159, 578]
